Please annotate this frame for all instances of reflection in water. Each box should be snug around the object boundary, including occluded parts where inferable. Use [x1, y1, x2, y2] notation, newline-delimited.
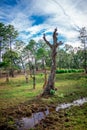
[16, 97, 87, 130]
[16, 109, 49, 130]
[56, 98, 87, 111]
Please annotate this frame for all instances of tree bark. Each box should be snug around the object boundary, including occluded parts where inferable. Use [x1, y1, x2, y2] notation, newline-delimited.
[43, 67, 47, 89]
[9, 68, 14, 77]
[42, 28, 63, 95]
[25, 72, 29, 83]
[32, 65, 36, 89]
[27, 54, 32, 78]
[43, 46, 57, 94]
[9, 38, 14, 77]
[6, 70, 9, 82]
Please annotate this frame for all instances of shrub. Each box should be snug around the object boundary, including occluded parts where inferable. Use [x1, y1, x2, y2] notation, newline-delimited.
[50, 89, 55, 95]
[56, 70, 65, 73]
[56, 69, 84, 74]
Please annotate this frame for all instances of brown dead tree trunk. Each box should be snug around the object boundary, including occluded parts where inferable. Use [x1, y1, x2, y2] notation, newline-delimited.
[42, 28, 63, 95]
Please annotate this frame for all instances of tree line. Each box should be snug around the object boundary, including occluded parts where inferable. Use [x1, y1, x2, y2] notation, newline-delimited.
[0, 23, 87, 84]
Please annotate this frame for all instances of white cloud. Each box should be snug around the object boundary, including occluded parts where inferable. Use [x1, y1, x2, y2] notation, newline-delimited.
[27, 25, 43, 35]
[65, 41, 81, 48]
[0, 0, 87, 47]
[11, 12, 32, 31]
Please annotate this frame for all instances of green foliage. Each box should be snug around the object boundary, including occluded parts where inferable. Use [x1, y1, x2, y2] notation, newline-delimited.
[26, 39, 36, 52]
[2, 50, 19, 70]
[56, 69, 84, 74]
[57, 44, 86, 71]
[5, 24, 18, 40]
[50, 89, 55, 95]
[0, 23, 18, 51]
[0, 62, 9, 68]
[0, 23, 6, 37]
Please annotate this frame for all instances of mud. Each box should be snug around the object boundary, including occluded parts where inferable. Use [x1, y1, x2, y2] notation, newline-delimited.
[16, 97, 87, 130]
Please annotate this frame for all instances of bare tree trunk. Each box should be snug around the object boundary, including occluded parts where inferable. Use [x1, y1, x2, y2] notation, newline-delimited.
[32, 65, 36, 89]
[28, 64, 32, 78]
[33, 76, 35, 89]
[20, 57, 25, 73]
[27, 54, 32, 78]
[9, 38, 14, 77]
[42, 28, 63, 95]
[43, 47, 57, 94]
[42, 58, 47, 89]
[9, 68, 14, 77]
[25, 72, 29, 83]
[35, 59, 38, 71]
[43, 68, 47, 89]
[20, 57, 29, 83]
[6, 70, 9, 82]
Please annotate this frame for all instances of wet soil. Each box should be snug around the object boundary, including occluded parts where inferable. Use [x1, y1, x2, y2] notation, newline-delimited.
[16, 98, 87, 130]
[0, 97, 87, 130]
[34, 103, 87, 130]
[0, 97, 49, 130]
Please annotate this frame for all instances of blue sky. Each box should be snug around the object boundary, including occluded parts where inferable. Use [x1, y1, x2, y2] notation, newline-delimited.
[0, 0, 87, 47]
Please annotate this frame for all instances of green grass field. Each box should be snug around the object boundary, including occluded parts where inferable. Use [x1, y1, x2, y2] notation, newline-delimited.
[0, 72, 87, 130]
[0, 74, 44, 110]
[0, 72, 87, 110]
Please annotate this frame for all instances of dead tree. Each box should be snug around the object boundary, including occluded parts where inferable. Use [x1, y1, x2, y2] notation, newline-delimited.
[43, 28, 63, 95]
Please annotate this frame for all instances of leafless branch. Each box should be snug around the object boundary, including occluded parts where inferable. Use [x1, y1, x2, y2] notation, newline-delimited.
[53, 28, 58, 44]
[56, 41, 63, 47]
[43, 34, 52, 48]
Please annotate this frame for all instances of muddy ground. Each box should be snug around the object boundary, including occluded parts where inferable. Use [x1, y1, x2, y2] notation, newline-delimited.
[0, 95, 87, 130]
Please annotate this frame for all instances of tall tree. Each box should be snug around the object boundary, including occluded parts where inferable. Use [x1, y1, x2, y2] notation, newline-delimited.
[26, 39, 38, 70]
[2, 50, 18, 80]
[6, 25, 18, 50]
[14, 40, 29, 83]
[36, 39, 49, 69]
[36, 40, 49, 89]
[23, 46, 32, 78]
[43, 28, 63, 95]
[14, 40, 26, 73]
[5, 25, 18, 77]
[0, 23, 6, 62]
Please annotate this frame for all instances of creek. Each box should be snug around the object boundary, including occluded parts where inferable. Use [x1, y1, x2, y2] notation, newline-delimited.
[16, 97, 87, 130]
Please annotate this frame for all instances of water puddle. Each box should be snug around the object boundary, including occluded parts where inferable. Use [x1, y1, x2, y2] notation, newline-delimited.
[16, 97, 87, 130]
[16, 109, 49, 130]
[56, 97, 87, 111]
